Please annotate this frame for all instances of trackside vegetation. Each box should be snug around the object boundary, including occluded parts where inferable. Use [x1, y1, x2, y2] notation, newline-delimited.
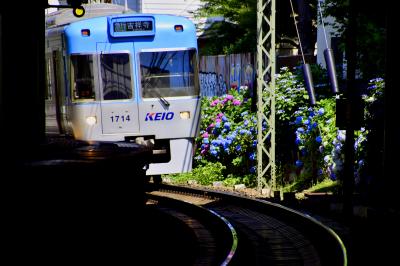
[167, 65, 384, 194]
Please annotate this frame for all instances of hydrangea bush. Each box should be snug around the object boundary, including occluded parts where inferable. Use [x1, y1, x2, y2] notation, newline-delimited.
[188, 66, 383, 192]
[194, 88, 258, 186]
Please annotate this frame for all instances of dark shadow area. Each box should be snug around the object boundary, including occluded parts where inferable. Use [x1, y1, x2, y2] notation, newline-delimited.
[278, 193, 400, 265]
[2, 139, 152, 264]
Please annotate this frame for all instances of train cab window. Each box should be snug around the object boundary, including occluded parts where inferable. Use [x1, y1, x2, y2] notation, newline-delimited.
[70, 55, 95, 101]
[100, 53, 132, 100]
[140, 49, 199, 98]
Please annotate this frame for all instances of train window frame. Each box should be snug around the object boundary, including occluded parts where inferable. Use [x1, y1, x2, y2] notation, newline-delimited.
[70, 53, 97, 102]
[44, 55, 53, 101]
[138, 48, 200, 99]
[98, 51, 134, 101]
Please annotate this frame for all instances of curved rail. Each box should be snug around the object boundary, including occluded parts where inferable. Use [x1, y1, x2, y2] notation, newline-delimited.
[147, 192, 238, 265]
[152, 183, 348, 266]
[207, 209, 238, 266]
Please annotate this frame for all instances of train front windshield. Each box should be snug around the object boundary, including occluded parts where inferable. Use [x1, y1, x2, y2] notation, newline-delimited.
[140, 49, 199, 98]
[71, 55, 95, 100]
[71, 53, 133, 102]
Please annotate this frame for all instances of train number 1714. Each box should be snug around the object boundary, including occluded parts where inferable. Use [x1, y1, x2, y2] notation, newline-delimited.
[110, 115, 131, 123]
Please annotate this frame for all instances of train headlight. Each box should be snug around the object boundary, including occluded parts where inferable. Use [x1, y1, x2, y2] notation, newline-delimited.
[86, 116, 97, 126]
[180, 111, 190, 120]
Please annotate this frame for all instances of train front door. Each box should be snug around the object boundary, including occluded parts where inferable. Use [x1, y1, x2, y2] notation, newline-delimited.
[97, 43, 139, 135]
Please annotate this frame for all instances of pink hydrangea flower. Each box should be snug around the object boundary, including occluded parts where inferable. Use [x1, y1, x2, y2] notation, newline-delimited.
[225, 94, 234, 101]
[233, 99, 241, 105]
[210, 99, 219, 106]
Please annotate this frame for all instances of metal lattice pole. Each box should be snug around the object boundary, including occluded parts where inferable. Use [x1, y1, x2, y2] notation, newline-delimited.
[256, 0, 276, 196]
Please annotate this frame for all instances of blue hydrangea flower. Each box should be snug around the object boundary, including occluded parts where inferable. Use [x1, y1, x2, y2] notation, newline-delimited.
[295, 116, 303, 125]
[250, 166, 256, 173]
[330, 172, 337, 180]
[223, 122, 231, 130]
[295, 160, 303, 168]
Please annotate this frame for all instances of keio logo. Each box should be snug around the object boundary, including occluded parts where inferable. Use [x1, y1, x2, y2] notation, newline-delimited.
[145, 112, 174, 121]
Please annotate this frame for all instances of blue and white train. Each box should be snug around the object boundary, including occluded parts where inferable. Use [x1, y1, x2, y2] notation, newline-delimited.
[45, 4, 201, 176]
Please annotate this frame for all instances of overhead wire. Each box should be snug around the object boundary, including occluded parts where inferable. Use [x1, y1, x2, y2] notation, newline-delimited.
[318, 0, 330, 49]
[288, 0, 306, 64]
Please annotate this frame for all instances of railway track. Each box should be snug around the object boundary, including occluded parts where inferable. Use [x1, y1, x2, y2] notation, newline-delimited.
[146, 183, 347, 266]
[146, 192, 237, 266]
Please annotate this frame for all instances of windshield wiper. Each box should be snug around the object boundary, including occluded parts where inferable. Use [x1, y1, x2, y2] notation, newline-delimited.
[158, 95, 170, 107]
[152, 89, 170, 107]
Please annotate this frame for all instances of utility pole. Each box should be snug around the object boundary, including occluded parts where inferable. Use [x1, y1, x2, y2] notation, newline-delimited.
[256, 0, 276, 196]
[383, 0, 399, 210]
[342, 0, 359, 218]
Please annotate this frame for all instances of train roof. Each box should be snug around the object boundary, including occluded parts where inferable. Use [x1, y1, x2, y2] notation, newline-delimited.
[46, 3, 134, 29]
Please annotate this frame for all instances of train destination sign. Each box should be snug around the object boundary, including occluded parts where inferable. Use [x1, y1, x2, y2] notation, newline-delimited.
[114, 21, 153, 32]
[109, 16, 155, 37]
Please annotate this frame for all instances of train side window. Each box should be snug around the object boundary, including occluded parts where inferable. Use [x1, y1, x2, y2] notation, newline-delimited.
[70, 54, 95, 101]
[100, 53, 132, 100]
